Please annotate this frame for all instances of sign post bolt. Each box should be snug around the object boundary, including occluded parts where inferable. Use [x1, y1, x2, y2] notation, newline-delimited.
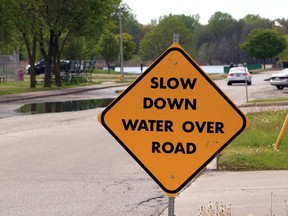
[173, 33, 179, 43]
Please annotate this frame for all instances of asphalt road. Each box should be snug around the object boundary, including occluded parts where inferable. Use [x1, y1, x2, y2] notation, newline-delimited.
[0, 85, 168, 216]
[0, 70, 287, 216]
[0, 107, 167, 216]
[216, 70, 288, 105]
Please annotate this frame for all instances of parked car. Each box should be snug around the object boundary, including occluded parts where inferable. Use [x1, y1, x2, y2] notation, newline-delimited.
[26, 59, 70, 75]
[227, 67, 252, 85]
[26, 59, 46, 75]
[269, 69, 288, 90]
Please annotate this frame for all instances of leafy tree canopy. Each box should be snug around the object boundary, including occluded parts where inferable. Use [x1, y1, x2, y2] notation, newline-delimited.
[240, 28, 286, 67]
[139, 14, 197, 60]
[116, 33, 136, 61]
[98, 31, 119, 72]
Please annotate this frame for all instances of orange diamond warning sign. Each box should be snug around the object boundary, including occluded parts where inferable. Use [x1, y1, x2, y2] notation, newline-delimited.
[98, 43, 247, 194]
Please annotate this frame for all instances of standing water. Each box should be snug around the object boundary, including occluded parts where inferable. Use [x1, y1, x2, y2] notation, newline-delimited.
[14, 98, 114, 114]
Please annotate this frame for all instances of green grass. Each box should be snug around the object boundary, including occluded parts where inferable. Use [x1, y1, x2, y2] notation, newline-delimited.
[0, 79, 97, 95]
[249, 98, 288, 103]
[0, 69, 139, 95]
[219, 110, 288, 170]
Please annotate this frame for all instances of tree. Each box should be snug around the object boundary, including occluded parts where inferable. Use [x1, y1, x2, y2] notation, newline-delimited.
[204, 12, 241, 64]
[98, 31, 119, 73]
[4, 0, 44, 88]
[139, 14, 193, 61]
[37, 0, 121, 87]
[193, 25, 216, 64]
[240, 28, 287, 68]
[111, 3, 145, 54]
[62, 35, 101, 60]
[278, 34, 288, 60]
[116, 33, 136, 61]
[62, 36, 87, 60]
[207, 12, 236, 40]
[1, 0, 120, 88]
[237, 15, 272, 64]
[0, 1, 17, 52]
[191, 12, 275, 65]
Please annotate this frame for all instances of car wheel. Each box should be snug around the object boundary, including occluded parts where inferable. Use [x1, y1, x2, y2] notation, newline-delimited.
[276, 85, 284, 90]
[227, 82, 232, 86]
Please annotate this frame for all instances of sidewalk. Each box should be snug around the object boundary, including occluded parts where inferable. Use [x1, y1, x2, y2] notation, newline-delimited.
[159, 103, 288, 216]
[160, 170, 288, 216]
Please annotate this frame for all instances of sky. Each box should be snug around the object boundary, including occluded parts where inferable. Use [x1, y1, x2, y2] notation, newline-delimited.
[122, 0, 287, 25]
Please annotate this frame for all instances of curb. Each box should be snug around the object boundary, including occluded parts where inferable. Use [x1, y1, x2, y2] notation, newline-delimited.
[239, 101, 288, 107]
[0, 83, 129, 103]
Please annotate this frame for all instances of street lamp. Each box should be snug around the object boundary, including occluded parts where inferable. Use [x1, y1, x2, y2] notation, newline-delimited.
[118, 8, 124, 80]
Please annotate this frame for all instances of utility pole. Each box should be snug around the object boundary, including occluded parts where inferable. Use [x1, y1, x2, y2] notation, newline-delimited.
[119, 8, 124, 80]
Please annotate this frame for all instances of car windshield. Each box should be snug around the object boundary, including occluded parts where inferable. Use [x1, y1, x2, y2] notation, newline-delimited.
[229, 67, 249, 74]
[229, 67, 246, 72]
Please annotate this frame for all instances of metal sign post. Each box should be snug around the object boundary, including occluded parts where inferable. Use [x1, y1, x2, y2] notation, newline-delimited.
[168, 197, 175, 216]
[244, 67, 249, 103]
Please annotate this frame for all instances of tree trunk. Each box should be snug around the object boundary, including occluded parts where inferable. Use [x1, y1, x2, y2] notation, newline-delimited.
[22, 33, 37, 88]
[30, 38, 37, 88]
[53, 35, 62, 87]
[42, 30, 56, 88]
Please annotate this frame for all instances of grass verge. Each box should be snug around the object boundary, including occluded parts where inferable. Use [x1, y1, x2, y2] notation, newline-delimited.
[218, 110, 288, 170]
[249, 98, 288, 103]
[0, 69, 139, 95]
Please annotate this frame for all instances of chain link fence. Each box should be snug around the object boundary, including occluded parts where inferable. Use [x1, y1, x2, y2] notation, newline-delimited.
[0, 51, 20, 82]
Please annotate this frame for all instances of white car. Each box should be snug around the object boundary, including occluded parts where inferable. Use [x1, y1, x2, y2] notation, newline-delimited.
[227, 67, 252, 86]
[269, 69, 288, 90]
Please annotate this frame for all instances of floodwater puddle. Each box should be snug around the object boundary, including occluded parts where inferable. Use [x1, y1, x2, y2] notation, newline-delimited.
[14, 98, 114, 114]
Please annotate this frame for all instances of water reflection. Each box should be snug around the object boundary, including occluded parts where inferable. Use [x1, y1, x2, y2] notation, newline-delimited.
[15, 98, 114, 114]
